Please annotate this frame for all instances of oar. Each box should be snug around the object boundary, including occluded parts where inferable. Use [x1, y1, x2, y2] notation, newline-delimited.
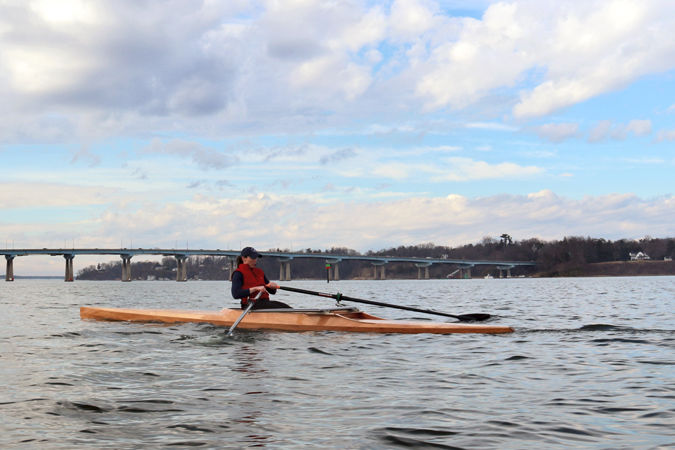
[227, 290, 264, 336]
[278, 286, 491, 322]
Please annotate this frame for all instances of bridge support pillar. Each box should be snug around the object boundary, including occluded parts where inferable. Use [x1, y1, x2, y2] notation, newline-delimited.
[499, 268, 512, 278]
[228, 257, 236, 279]
[279, 259, 292, 281]
[372, 264, 386, 280]
[279, 261, 292, 281]
[415, 263, 432, 279]
[417, 266, 430, 279]
[121, 255, 132, 282]
[325, 259, 341, 282]
[63, 254, 75, 282]
[5, 255, 15, 281]
[497, 265, 514, 278]
[457, 265, 474, 279]
[175, 256, 188, 282]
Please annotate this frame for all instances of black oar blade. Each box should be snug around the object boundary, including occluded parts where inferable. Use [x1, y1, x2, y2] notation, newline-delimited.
[455, 313, 491, 322]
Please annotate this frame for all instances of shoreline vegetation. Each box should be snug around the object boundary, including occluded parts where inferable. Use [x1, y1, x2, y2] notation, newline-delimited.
[74, 236, 675, 281]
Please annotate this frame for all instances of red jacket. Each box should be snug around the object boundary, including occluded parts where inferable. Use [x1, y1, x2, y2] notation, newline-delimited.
[234, 263, 270, 305]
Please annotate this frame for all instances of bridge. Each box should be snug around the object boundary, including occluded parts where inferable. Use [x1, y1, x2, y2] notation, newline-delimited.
[1, 248, 537, 282]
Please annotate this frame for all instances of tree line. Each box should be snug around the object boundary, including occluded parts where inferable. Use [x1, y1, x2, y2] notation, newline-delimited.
[76, 235, 674, 281]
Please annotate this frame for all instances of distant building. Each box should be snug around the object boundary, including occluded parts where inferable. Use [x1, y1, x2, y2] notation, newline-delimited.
[629, 251, 650, 261]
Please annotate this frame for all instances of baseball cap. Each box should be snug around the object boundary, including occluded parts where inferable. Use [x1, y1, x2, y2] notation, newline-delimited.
[240, 247, 262, 258]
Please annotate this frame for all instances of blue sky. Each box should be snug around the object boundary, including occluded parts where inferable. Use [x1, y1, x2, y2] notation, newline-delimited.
[1, 0, 673, 274]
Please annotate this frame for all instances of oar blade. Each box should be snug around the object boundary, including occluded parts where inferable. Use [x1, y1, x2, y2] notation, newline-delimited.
[455, 313, 491, 322]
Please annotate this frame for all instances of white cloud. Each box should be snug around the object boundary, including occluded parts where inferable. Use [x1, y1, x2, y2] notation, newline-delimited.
[433, 157, 543, 181]
[338, 154, 542, 181]
[588, 119, 653, 142]
[513, 1, 675, 118]
[142, 138, 236, 170]
[0, 182, 114, 208]
[409, 0, 675, 118]
[626, 119, 652, 136]
[657, 129, 675, 142]
[534, 123, 579, 143]
[416, 3, 531, 111]
[588, 120, 613, 143]
[389, 0, 437, 40]
[465, 122, 518, 131]
[1, 0, 674, 141]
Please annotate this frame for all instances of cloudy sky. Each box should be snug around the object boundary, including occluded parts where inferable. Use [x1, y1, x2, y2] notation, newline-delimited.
[1, 0, 674, 274]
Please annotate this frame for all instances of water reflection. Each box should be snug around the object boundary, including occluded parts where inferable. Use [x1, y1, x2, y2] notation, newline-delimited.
[230, 342, 274, 445]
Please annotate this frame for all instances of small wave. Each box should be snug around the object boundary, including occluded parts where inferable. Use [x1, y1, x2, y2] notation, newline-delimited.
[639, 411, 674, 418]
[173, 334, 197, 341]
[504, 355, 531, 361]
[383, 427, 459, 437]
[594, 407, 647, 414]
[308, 347, 332, 355]
[113, 330, 163, 336]
[167, 424, 215, 433]
[579, 324, 630, 331]
[49, 332, 81, 338]
[547, 425, 603, 438]
[126, 399, 174, 404]
[378, 427, 463, 449]
[117, 405, 184, 413]
[165, 441, 208, 447]
[0, 398, 47, 406]
[523, 325, 675, 334]
[591, 338, 651, 344]
[57, 401, 110, 413]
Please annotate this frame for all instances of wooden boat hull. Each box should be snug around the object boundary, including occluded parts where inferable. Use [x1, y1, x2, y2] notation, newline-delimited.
[80, 306, 513, 334]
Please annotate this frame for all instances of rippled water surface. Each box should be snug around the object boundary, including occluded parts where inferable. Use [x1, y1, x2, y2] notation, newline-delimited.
[1, 277, 674, 448]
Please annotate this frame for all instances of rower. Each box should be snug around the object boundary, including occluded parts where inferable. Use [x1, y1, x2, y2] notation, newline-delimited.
[231, 247, 292, 310]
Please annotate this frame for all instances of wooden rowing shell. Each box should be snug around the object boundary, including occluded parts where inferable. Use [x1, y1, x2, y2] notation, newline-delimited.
[80, 306, 514, 334]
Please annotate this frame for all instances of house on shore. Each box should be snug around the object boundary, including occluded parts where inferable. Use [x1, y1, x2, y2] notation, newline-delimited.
[629, 251, 650, 261]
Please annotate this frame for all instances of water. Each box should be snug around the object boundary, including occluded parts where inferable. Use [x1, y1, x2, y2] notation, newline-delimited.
[1, 277, 673, 449]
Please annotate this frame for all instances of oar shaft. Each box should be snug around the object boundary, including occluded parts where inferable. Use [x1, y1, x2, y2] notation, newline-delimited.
[227, 290, 263, 336]
[279, 285, 461, 319]
[226, 301, 254, 337]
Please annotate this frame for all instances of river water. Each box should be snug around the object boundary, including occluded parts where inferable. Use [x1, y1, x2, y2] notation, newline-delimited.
[1, 277, 673, 449]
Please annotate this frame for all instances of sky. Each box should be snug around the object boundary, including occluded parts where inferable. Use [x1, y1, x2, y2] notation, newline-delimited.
[1, 0, 674, 275]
